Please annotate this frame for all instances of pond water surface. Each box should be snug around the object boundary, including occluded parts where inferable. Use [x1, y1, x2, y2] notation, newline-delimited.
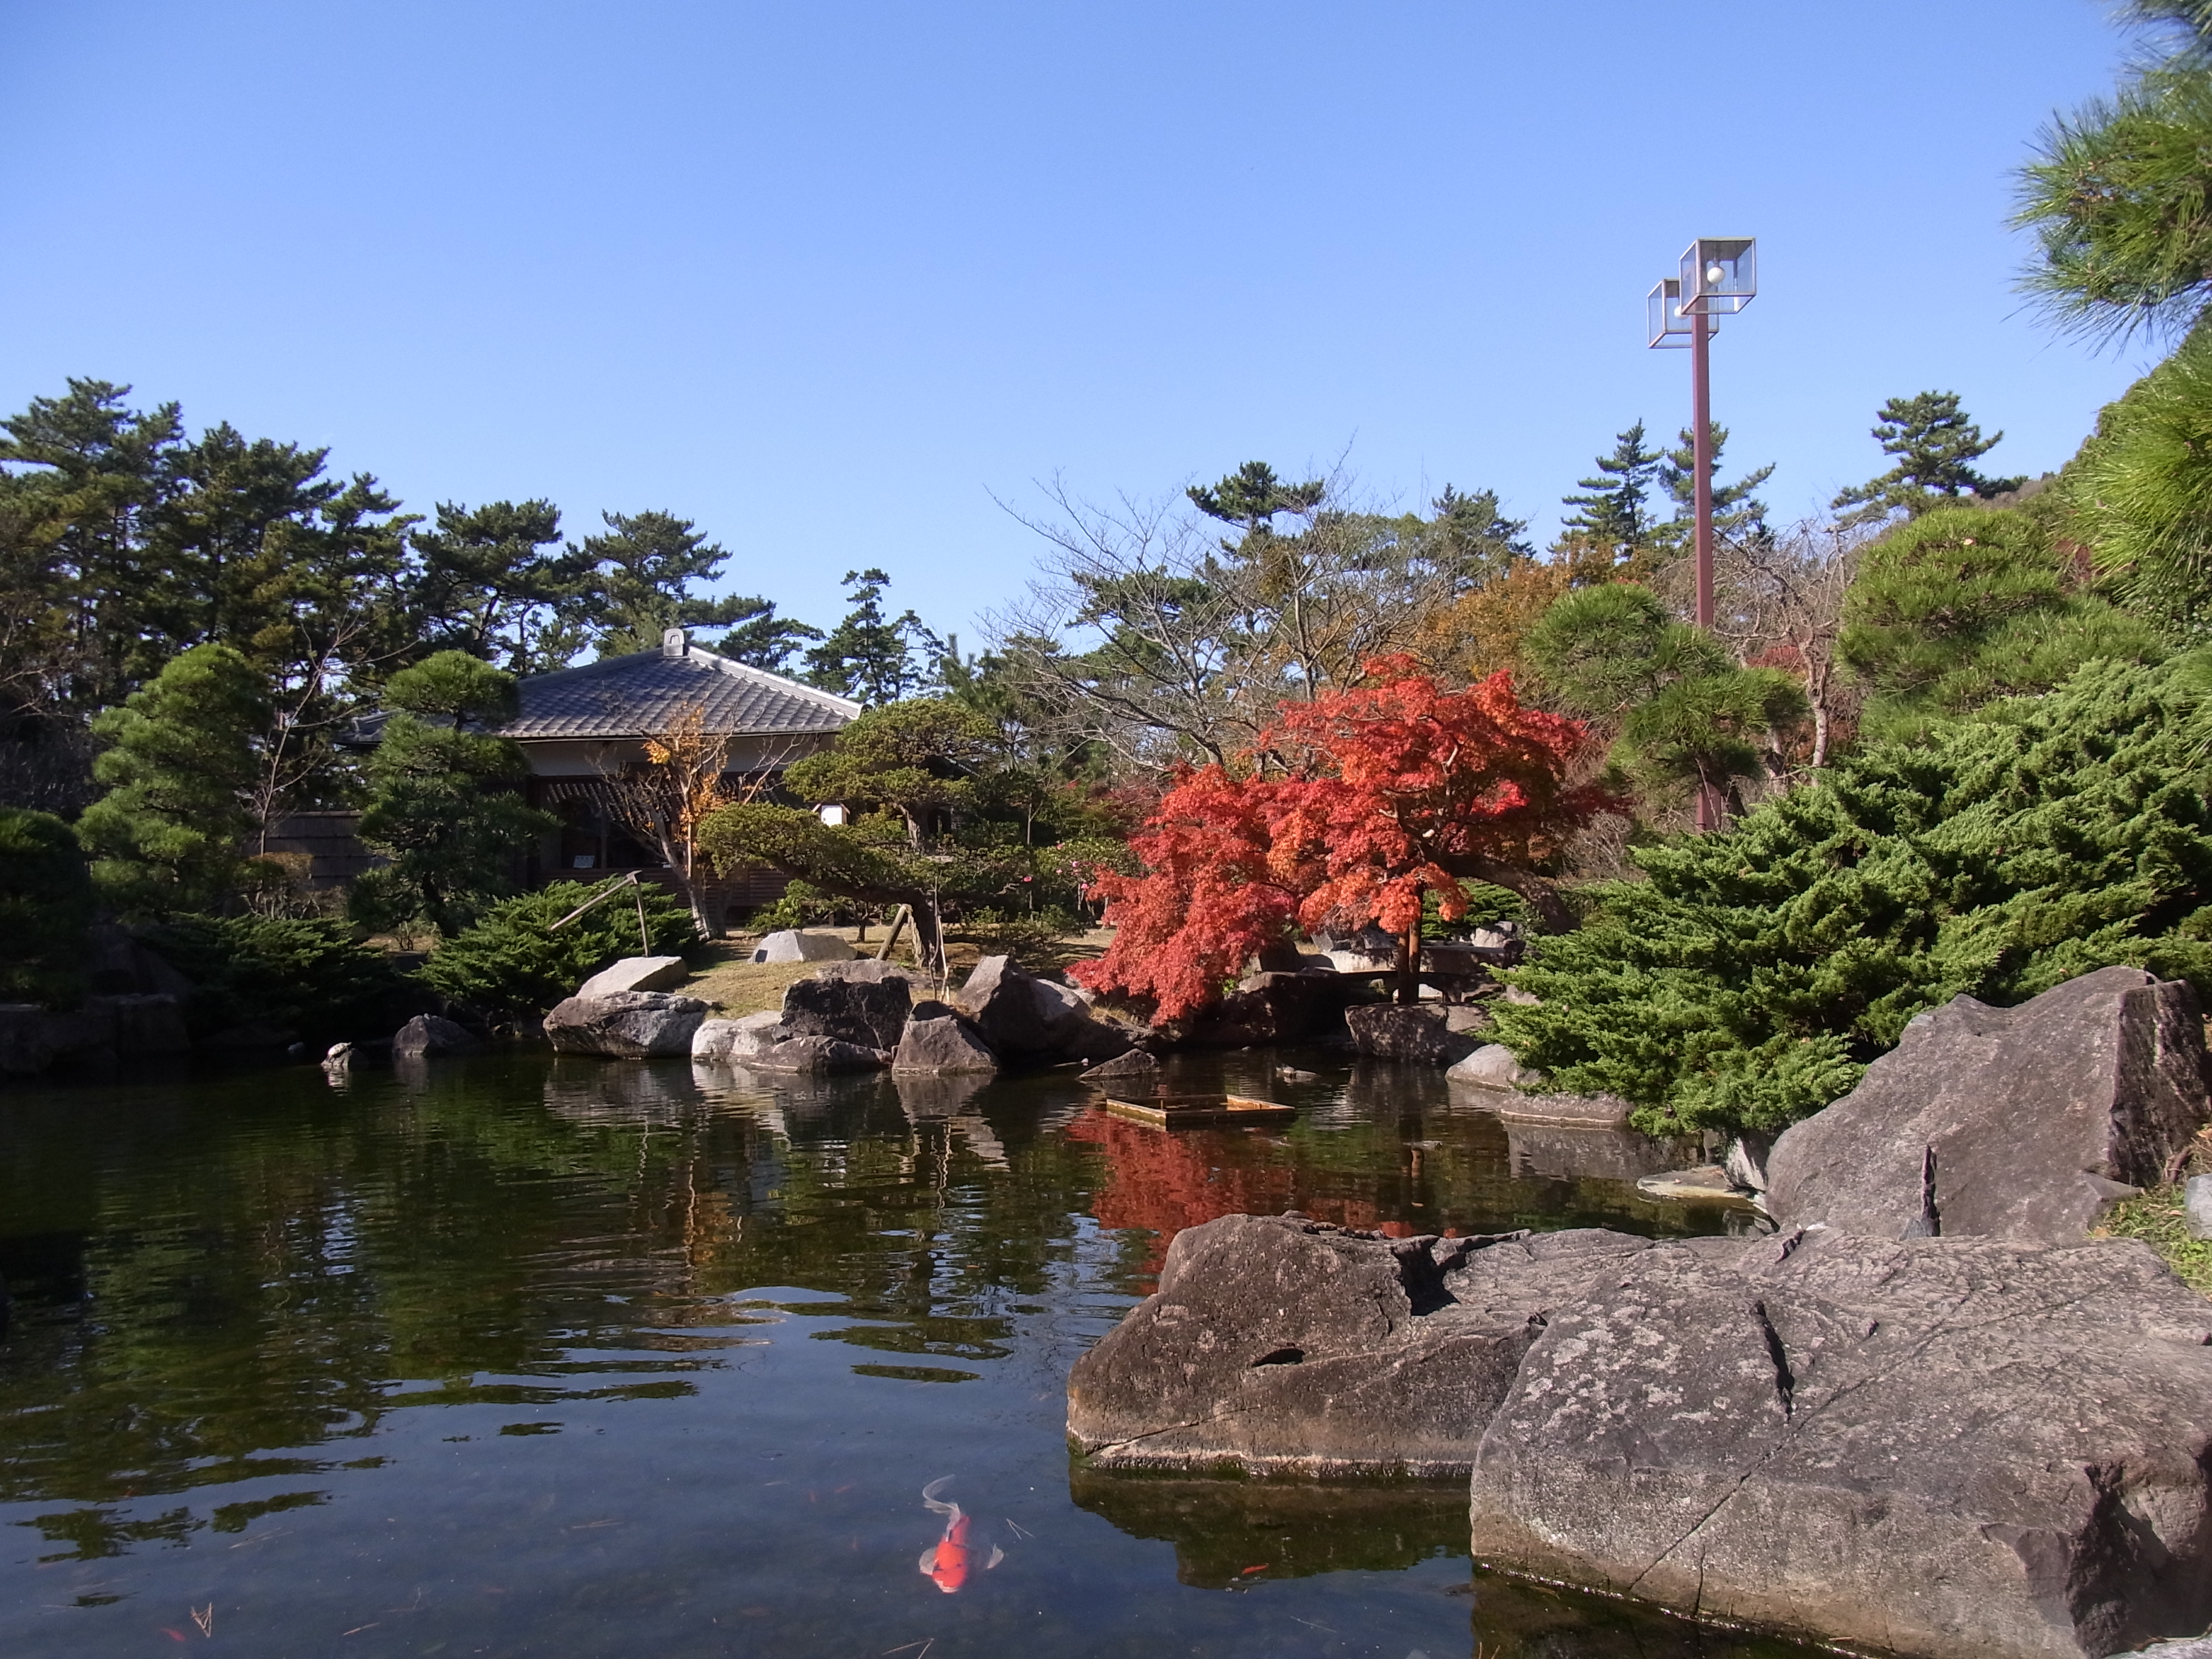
[1, 1049, 1814, 1658]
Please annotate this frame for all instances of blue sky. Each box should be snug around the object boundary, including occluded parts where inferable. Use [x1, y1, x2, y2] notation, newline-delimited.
[0, 1, 2163, 646]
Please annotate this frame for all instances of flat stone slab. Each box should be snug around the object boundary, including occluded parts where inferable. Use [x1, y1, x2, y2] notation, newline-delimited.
[1067, 1213, 1655, 1478]
[575, 955, 690, 999]
[1635, 1164, 1762, 1208]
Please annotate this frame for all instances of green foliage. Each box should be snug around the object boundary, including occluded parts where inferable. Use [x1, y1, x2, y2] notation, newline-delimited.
[1490, 656, 2212, 1137]
[1654, 423, 1772, 552]
[76, 643, 268, 917]
[945, 904, 1090, 968]
[1524, 583, 1806, 809]
[802, 569, 942, 705]
[417, 879, 700, 1022]
[1560, 423, 1663, 558]
[2063, 321, 2212, 637]
[1187, 461, 1327, 543]
[2098, 1184, 2212, 1295]
[354, 652, 554, 937]
[0, 807, 95, 1002]
[574, 509, 791, 660]
[748, 878, 853, 933]
[783, 698, 997, 846]
[409, 498, 585, 677]
[1839, 506, 2162, 737]
[2016, 32, 2212, 342]
[139, 915, 412, 1047]
[1831, 392, 2025, 524]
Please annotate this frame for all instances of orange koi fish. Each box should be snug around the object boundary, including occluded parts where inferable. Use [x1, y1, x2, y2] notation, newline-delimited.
[919, 1476, 1002, 1594]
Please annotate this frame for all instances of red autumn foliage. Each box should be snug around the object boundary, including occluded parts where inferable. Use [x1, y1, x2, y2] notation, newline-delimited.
[1071, 657, 1613, 1020]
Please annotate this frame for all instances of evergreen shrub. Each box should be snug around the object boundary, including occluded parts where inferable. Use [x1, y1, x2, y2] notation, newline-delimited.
[141, 916, 414, 1048]
[1490, 656, 2212, 1138]
[418, 880, 700, 1023]
[0, 806, 96, 1003]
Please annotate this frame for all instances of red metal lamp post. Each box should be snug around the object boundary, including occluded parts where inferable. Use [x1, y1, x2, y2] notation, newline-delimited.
[1646, 236, 1757, 830]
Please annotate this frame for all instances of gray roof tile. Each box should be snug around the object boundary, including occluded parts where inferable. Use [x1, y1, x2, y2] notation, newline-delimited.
[501, 645, 860, 740]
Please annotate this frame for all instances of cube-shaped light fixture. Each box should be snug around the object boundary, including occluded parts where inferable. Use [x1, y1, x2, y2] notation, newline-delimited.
[1647, 277, 1714, 349]
[1680, 237, 1756, 315]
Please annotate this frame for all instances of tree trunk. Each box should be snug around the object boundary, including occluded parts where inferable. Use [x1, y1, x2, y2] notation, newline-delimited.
[1395, 922, 1421, 1005]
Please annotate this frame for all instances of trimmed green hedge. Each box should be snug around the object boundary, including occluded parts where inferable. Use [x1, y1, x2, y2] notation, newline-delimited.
[0, 807, 95, 1004]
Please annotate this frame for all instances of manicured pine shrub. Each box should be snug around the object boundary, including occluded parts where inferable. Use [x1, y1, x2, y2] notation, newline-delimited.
[139, 916, 415, 1048]
[416, 880, 700, 1024]
[0, 806, 96, 1004]
[1490, 655, 2212, 1138]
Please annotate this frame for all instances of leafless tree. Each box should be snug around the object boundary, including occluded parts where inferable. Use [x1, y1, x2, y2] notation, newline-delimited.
[596, 704, 799, 937]
[1655, 517, 1869, 771]
[986, 471, 1481, 771]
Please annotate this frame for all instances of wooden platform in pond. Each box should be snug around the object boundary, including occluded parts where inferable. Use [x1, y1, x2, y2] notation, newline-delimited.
[1101, 1094, 1297, 1130]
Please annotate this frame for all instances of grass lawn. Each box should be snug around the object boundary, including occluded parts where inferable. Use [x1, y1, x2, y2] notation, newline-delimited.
[2096, 1184, 2212, 1297]
[680, 925, 1115, 1016]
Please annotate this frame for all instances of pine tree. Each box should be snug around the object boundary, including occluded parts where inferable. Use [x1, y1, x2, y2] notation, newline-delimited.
[409, 500, 588, 677]
[75, 644, 269, 917]
[1831, 392, 2025, 524]
[802, 569, 942, 705]
[353, 652, 556, 937]
[1187, 461, 1326, 548]
[1523, 583, 1806, 817]
[1559, 424, 1662, 557]
[709, 599, 822, 674]
[1655, 424, 1774, 551]
[575, 510, 794, 659]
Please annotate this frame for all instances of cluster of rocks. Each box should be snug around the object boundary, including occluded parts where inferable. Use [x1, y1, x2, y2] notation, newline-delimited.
[545, 948, 1141, 1078]
[1067, 965, 2212, 1659]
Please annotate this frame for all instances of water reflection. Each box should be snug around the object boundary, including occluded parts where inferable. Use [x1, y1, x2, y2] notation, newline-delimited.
[0, 1049, 1810, 1658]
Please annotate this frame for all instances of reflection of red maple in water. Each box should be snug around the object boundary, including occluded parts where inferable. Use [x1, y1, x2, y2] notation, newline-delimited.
[1064, 1109, 1409, 1278]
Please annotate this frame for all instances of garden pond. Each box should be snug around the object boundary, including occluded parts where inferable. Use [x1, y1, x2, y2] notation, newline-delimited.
[1, 1048, 1815, 1658]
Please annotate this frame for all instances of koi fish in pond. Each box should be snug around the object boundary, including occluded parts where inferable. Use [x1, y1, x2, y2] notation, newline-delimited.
[918, 1477, 1002, 1594]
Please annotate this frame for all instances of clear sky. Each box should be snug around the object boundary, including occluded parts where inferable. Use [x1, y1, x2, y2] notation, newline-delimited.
[0, 1, 2164, 647]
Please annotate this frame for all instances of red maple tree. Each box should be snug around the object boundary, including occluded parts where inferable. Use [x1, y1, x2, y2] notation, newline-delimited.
[1072, 657, 1612, 1020]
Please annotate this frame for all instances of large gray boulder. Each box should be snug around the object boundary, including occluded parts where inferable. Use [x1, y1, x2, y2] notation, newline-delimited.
[956, 956, 1130, 1064]
[392, 1014, 483, 1059]
[891, 1013, 997, 1074]
[1080, 1047, 1159, 1082]
[782, 972, 911, 1050]
[816, 958, 925, 986]
[575, 955, 690, 998]
[1344, 1003, 1484, 1065]
[1467, 1227, 2212, 1659]
[1766, 967, 2212, 1244]
[749, 929, 854, 964]
[1067, 1213, 1654, 1478]
[542, 991, 708, 1057]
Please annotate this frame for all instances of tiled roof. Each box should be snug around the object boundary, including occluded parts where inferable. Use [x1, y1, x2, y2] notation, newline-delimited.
[501, 643, 860, 740]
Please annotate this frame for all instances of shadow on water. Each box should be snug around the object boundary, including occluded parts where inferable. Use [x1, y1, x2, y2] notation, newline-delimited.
[0, 1046, 1811, 1657]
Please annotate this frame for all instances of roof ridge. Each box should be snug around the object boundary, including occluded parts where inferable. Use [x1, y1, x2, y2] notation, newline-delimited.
[690, 646, 863, 718]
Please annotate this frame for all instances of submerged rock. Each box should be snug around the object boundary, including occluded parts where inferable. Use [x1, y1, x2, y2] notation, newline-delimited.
[1082, 1048, 1159, 1082]
[1468, 1227, 2212, 1659]
[692, 1010, 783, 1062]
[891, 1014, 997, 1074]
[543, 991, 708, 1057]
[1446, 1042, 1543, 1090]
[392, 1014, 483, 1059]
[1344, 1004, 1483, 1065]
[1766, 966, 2212, 1244]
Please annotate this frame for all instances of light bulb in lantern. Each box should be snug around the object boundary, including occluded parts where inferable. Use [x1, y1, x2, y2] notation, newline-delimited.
[1705, 262, 1726, 284]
